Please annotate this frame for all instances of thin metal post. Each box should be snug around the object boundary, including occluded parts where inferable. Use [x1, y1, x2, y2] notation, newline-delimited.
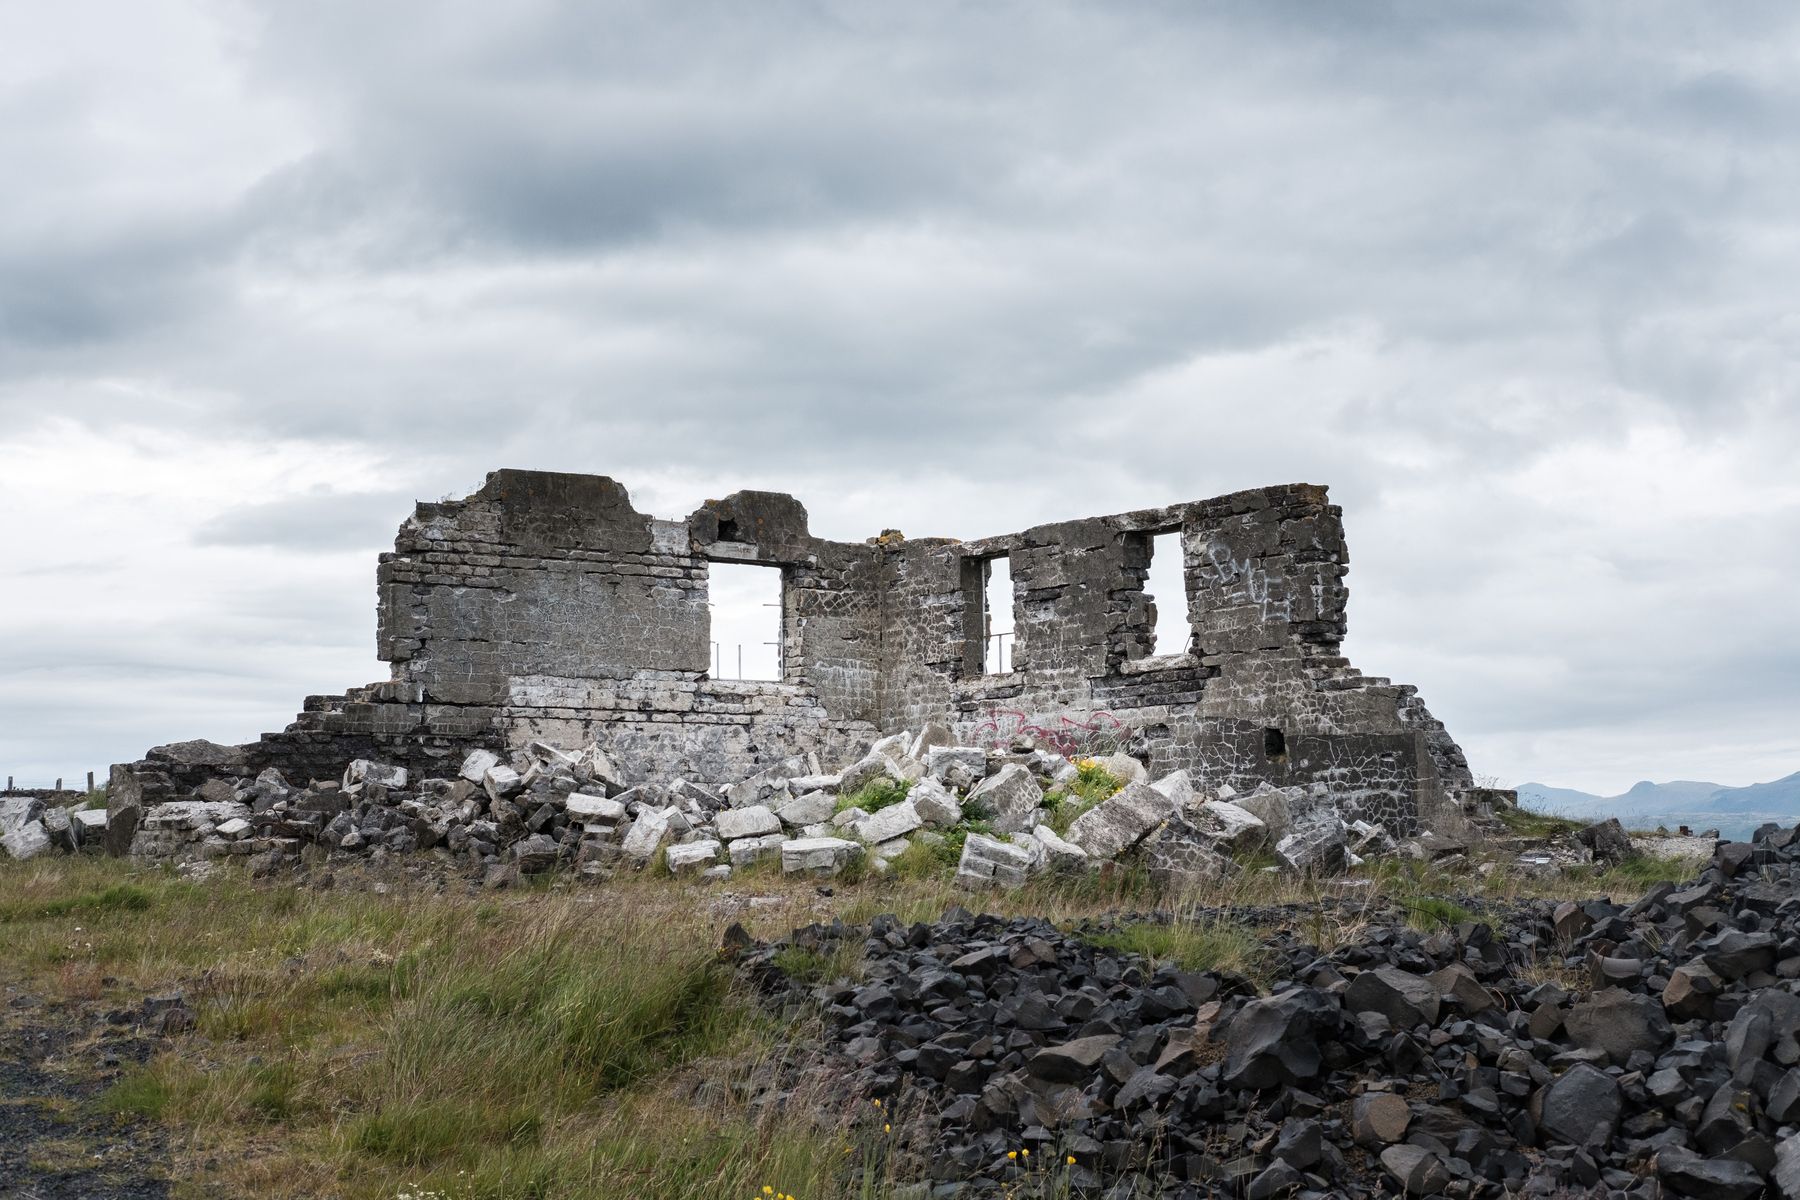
[737, 644, 743, 679]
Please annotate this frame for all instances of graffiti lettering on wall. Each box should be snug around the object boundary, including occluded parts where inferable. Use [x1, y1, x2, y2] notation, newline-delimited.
[1199, 543, 1293, 622]
[973, 708, 1128, 759]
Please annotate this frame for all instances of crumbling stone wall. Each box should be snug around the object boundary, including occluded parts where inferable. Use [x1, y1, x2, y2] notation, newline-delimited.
[113, 471, 1481, 837]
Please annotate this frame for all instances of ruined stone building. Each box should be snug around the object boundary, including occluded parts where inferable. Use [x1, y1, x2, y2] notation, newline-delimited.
[116, 470, 1484, 836]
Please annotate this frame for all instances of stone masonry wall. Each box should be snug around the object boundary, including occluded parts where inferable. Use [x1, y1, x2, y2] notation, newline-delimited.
[113, 471, 1483, 839]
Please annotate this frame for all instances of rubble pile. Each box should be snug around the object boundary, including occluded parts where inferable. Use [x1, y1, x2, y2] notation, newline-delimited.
[740, 823, 1800, 1198]
[5, 724, 1466, 882]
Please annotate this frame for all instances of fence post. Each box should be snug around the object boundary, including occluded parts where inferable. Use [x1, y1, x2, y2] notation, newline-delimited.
[88, 770, 96, 791]
[56, 777, 63, 790]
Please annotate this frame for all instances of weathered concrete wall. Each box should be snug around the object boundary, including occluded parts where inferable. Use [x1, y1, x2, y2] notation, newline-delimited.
[114, 471, 1481, 835]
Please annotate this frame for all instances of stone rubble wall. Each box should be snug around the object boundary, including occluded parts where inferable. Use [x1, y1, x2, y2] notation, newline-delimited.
[107, 470, 1496, 842]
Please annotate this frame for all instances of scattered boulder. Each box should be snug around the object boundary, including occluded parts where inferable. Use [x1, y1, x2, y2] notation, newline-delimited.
[1576, 817, 1634, 866]
[955, 834, 1034, 888]
[965, 764, 1043, 835]
[780, 837, 861, 877]
[1066, 780, 1169, 859]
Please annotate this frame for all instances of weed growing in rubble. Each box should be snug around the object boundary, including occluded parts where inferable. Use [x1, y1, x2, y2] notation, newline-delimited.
[836, 776, 912, 815]
[1040, 759, 1123, 834]
[1402, 896, 1479, 930]
[1084, 916, 1265, 977]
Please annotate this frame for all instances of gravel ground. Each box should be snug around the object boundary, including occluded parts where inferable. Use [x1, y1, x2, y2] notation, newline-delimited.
[0, 994, 169, 1200]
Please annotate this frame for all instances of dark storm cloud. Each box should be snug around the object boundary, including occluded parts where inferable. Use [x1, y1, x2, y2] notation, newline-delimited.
[1, 0, 1797, 790]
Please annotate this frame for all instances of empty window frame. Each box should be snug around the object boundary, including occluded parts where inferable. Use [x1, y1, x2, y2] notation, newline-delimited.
[706, 561, 784, 681]
[1143, 530, 1189, 656]
[964, 554, 1015, 675]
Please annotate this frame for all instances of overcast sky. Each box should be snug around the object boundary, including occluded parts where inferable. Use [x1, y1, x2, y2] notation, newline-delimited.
[3, 1, 1797, 795]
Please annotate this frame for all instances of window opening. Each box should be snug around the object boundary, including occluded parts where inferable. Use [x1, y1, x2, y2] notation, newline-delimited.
[983, 556, 1014, 674]
[1144, 530, 1188, 655]
[1263, 727, 1287, 758]
[707, 561, 783, 681]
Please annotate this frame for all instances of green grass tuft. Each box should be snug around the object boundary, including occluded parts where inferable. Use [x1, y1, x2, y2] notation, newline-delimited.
[1085, 918, 1264, 977]
[1040, 760, 1122, 834]
[1403, 896, 1478, 930]
[0, 882, 153, 923]
[835, 777, 913, 815]
[1495, 806, 1587, 838]
[97, 1068, 172, 1119]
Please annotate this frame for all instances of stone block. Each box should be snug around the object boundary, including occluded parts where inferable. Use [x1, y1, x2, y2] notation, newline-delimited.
[0, 797, 43, 835]
[344, 759, 409, 792]
[716, 805, 782, 841]
[566, 792, 626, 825]
[909, 778, 962, 828]
[1031, 823, 1089, 867]
[1237, 782, 1300, 843]
[2, 821, 51, 861]
[459, 748, 501, 784]
[954, 833, 1033, 888]
[621, 808, 674, 862]
[927, 746, 987, 790]
[966, 764, 1043, 835]
[729, 833, 785, 868]
[1275, 807, 1348, 873]
[857, 800, 922, 845]
[776, 790, 836, 828]
[483, 765, 524, 802]
[1197, 800, 1267, 852]
[41, 807, 79, 852]
[512, 833, 559, 873]
[666, 840, 721, 875]
[1067, 781, 1170, 859]
[1150, 769, 1195, 810]
[838, 753, 904, 796]
[907, 723, 955, 761]
[781, 837, 863, 877]
[1142, 816, 1232, 888]
[669, 778, 720, 812]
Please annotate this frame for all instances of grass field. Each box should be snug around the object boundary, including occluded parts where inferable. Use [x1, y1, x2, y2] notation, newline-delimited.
[0, 848, 1689, 1198]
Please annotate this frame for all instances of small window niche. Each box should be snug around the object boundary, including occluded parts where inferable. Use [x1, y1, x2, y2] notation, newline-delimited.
[1142, 530, 1190, 656]
[706, 561, 784, 681]
[1263, 727, 1287, 759]
[962, 555, 1015, 675]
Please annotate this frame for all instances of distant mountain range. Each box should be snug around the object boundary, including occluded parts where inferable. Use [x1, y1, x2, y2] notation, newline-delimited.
[1515, 772, 1800, 839]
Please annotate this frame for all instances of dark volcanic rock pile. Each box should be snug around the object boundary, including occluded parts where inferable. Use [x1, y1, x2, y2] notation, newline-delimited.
[741, 825, 1800, 1198]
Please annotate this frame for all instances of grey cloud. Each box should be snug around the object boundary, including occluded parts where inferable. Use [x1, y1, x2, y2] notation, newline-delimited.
[194, 490, 416, 552]
[1, 1, 1797, 793]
